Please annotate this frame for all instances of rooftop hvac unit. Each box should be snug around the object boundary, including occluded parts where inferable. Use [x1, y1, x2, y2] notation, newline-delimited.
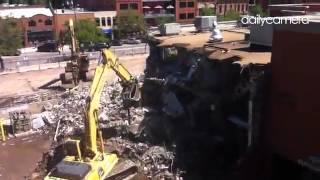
[194, 16, 217, 32]
[159, 23, 181, 36]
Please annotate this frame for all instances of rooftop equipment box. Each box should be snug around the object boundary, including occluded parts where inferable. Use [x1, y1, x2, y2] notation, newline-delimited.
[194, 16, 217, 32]
[159, 23, 181, 36]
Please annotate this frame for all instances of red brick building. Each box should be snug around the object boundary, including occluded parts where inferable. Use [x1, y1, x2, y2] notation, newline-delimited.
[78, 0, 116, 11]
[116, 0, 142, 13]
[176, 0, 198, 23]
[52, 9, 95, 39]
[0, 7, 54, 47]
[197, 0, 249, 17]
[20, 14, 54, 47]
[215, 0, 249, 16]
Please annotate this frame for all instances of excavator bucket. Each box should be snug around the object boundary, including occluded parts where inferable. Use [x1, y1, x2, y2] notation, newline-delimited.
[122, 82, 141, 107]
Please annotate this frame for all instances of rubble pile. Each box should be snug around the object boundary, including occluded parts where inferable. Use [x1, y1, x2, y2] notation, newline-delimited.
[45, 82, 145, 138]
[106, 137, 183, 179]
[37, 80, 183, 179]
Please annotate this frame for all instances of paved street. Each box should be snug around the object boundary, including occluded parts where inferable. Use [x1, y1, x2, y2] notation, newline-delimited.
[2, 43, 149, 71]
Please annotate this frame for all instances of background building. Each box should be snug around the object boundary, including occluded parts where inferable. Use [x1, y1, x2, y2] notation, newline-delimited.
[94, 11, 117, 38]
[175, 0, 198, 23]
[52, 9, 94, 39]
[0, 7, 53, 47]
[215, 0, 249, 16]
[78, 0, 116, 11]
[143, 0, 175, 25]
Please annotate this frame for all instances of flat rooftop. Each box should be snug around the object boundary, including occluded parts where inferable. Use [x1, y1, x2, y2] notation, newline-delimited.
[153, 31, 271, 65]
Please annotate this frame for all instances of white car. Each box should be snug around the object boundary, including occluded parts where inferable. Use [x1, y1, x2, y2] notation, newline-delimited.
[125, 38, 141, 44]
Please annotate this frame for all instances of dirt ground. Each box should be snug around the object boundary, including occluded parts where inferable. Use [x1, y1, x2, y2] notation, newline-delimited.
[0, 55, 147, 98]
[0, 133, 51, 180]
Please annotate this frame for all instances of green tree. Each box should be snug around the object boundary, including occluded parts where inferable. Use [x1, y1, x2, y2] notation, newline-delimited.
[0, 18, 23, 56]
[218, 10, 240, 21]
[155, 16, 175, 26]
[63, 19, 107, 44]
[115, 10, 146, 38]
[250, 4, 267, 16]
[199, 7, 215, 16]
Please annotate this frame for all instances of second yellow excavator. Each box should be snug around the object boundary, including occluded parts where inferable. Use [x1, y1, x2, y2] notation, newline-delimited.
[45, 48, 140, 180]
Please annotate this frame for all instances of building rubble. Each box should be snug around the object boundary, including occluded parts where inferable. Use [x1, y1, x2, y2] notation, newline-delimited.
[33, 80, 183, 179]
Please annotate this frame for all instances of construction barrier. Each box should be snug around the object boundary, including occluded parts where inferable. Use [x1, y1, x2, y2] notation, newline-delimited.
[0, 118, 5, 141]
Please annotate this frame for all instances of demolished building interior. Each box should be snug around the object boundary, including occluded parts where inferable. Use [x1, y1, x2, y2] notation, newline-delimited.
[1, 23, 320, 180]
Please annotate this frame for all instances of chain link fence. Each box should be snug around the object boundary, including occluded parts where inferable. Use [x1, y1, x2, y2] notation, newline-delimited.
[1, 45, 149, 72]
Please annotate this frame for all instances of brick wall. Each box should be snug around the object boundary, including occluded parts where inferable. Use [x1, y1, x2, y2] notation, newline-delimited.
[53, 13, 94, 38]
[78, 0, 116, 11]
[116, 0, 142, 14]
[19, 14, 54, 47]
[176, 0, 198, 24]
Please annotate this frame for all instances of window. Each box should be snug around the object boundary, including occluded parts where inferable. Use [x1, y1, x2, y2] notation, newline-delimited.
[179, 13, 186, 19]
[179, 1, 186, 8]
[187, 13, 194, 19]
[45, 19, 52, 25]
[130, 3, 138, 10]
[95, 18, 100, 26]
[219, 5, 222, 13]
[241, 4, 244, 11]
[120, 3, 128, 10]
[38, 19, 43, 23]
[230, 4, 232, 9]
[28, 20, 36, 27]
[113, 17, 117, 25]
[101, 17, 106, 26]
[187, 1, 194, 7]
[238, 4, 240, 11]
[107, 17, 111, 26]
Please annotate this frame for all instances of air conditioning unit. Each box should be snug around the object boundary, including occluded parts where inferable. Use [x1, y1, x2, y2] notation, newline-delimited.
[194, 16, 217, 32]
[159, 23, 181, 36]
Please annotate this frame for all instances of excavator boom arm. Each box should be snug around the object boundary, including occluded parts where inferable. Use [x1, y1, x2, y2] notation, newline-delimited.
[102, 49, 135, 83]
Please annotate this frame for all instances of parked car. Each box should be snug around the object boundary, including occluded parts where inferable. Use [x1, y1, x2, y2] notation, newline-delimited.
[93, 42, 110, 51]
[110, 39, 123, 46]
[124, 38, 141, 44]
[37, 42, 58, 52]
[79, 42, 95, 52]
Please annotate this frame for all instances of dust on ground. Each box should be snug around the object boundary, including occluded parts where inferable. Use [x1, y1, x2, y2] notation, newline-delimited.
[0, 55, 147, 98]
[0, 133, 51, 180]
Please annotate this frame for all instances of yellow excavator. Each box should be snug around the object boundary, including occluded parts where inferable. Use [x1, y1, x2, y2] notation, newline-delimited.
[45, 48, 140, 180]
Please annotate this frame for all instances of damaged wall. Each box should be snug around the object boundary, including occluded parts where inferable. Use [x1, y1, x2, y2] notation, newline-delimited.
[143, 41, 269, 179]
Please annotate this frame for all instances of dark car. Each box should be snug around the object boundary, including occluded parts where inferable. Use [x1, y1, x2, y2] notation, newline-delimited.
[110, 40, 123, 46]
[80, 42, 95, 52]
[37, 42, 58, 52]
[93, 43, 110, 51]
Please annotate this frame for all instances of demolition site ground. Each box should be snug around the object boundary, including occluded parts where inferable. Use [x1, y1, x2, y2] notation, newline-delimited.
[0, 31, 276, 180]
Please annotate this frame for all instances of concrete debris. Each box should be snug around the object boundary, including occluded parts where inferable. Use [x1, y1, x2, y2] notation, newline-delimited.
[106, 137, 183, 179]
[40, 81, 146, 139]
[32, 79, 183, 179]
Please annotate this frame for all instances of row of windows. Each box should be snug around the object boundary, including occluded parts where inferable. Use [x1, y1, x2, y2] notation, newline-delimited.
[95, 17, 113, 27]
[28, 19, 52, 27]
[179, 1, 194, 8]
[120, 3, 138, 10]
[179, 12, 194, 20]
[218, 4, 248, 13]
